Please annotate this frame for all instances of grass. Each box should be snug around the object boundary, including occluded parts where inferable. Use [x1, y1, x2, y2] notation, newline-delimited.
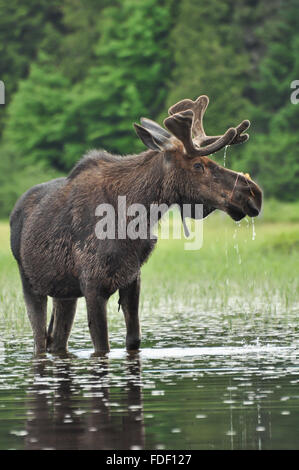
[0, 205, 298, 335]
[260, 198, 299, 223]
[0, 221, 27, 331]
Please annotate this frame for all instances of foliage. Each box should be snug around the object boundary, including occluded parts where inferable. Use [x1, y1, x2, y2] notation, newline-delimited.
[166, 0, 251, 134]
[234, 0, 299, 199]
[4, 57, 74, 170]
[0, 0, 63, 99]
[0, 0, 298, 217]
[72, 0, 174, 157]
[2, 0, 174, 173]
[0, 145, 61, 217]
[259, 198, 299, 223]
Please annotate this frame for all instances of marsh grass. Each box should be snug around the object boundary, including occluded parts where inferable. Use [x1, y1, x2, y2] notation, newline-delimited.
[0, 211, 298, 337]
[143, 212, 299, 307]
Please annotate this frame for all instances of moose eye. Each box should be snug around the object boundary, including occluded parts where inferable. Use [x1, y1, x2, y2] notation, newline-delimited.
[193, 162, 204, 172]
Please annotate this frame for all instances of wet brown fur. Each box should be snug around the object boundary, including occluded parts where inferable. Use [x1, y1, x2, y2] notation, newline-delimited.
[10, 134, 262, 355]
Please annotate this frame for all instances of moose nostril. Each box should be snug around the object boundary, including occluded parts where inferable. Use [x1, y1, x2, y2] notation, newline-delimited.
[247, 198, 259, 216]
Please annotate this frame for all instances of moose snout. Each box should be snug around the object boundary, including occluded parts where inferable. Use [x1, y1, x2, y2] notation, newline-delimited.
[246, 198, 260, 217]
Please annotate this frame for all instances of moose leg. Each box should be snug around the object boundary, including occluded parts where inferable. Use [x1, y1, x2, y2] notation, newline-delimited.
[84, 287, 110, 355]
[47, 298, 77, 353]
[119, 274, 141, 351]
[20, 269, 47, 354]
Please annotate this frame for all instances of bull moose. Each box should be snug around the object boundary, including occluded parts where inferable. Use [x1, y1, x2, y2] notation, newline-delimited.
[10, 95, 262, 355]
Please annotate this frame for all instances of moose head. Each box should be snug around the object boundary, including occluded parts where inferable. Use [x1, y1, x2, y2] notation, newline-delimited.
[134, 95, 262, 223]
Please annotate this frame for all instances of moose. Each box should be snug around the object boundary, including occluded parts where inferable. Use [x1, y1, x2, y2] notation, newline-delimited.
[10, 95, 262, 355]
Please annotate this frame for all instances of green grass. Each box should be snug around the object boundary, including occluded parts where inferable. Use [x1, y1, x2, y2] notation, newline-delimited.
[0, 221, 27, 330]
[259, 199, 299, 223]
[0, 207, 298, 334]
[142, 212, 299, 311]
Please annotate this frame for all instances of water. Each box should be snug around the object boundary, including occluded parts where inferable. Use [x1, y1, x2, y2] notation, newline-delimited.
[252, 218, 256, 241]
[233, 222, 242, 264]
[1, 301, 299, 450]
[223, 145, 228, 167]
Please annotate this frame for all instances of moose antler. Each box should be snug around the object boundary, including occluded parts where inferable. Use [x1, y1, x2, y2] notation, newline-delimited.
[168, 95, 250, 148]
[135, 94, 248, 158]
[163, 109, 237, 157]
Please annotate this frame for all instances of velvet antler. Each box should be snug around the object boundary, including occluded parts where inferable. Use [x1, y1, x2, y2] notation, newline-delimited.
[164, 109, 236, 157]
[168, 95, 250, 147]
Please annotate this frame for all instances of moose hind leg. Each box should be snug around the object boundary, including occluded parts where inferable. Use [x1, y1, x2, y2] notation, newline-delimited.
[20, 271, 47, 354]
[85, 287, 110, 355]
[119, 274, 141, 351]
[47, 298, 77, 353]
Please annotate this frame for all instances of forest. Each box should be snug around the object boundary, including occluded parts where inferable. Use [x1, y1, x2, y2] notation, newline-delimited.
[0, 0, 298, 217]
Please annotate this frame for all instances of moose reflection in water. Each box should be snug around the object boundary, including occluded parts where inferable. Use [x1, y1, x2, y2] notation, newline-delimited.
[19, 351, 281, 450]
[24, 356, 144, 450]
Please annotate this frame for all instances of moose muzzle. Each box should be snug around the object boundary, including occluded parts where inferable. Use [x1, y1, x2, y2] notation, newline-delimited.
[246, 198, 260, 217]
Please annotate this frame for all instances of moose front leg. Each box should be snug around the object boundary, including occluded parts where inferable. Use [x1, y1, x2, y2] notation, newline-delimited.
[119, 274, 141, 351]
[84, 286, 110, 355]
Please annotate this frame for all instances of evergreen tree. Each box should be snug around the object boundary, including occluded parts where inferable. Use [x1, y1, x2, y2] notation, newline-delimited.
[166, 0, 251, 136]
[3, 0, 174, 172]
[68, 0, 174, 158]
[0, 0, 63, 103]
[0, 0, 63, 134]
[238, 0, 299, 200]
[4, 54, 74, 170]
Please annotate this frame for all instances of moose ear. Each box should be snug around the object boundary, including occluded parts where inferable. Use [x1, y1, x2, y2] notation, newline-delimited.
[133, 123, 161, 151]
[134, 122, 175, 152]
[140, 117, 172, 139]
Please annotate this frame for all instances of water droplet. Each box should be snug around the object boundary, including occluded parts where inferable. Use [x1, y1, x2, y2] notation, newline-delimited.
[151, 390, 165, 396]
[256, 426, 265, 432]
[252, 218, 256, 240]
[10, 430, 28, 437]
[223, 145, 228, 167]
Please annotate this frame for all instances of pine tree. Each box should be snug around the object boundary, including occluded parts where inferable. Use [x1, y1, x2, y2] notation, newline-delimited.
[166, 0, 251, 136]
[4, 0, 174, 171]
[66, 0, 174, 159]
[238, 0, 299, 200]
[4, 54, 74, 170]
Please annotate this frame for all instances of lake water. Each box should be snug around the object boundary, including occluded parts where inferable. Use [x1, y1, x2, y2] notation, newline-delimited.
[1, 299, 299, 450]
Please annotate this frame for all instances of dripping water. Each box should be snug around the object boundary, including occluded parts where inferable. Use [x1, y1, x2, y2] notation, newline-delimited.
[223, 145, 228, 167]
[233, 222, 242, 264]
[252, 217, 256, 241]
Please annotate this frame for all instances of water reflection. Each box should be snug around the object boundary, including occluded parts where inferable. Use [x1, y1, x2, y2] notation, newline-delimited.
[17, 348, 299, 450]
[24, 356, 144, 450]
[1, 300, 299, 450]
